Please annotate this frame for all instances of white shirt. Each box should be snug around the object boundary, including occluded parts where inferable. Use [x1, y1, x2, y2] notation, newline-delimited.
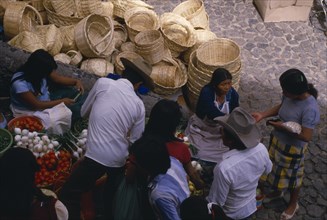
[207, 143, 272, 219]
[81, 78, 145, 167]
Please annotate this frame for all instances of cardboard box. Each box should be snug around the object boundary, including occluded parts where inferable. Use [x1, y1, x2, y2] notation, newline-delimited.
[254, 0, 314, 22]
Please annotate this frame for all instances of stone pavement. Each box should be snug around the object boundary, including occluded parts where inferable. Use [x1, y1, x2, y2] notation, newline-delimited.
[143, 0, 327, 219]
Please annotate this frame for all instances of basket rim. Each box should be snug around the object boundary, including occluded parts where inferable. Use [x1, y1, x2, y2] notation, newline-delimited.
[0, 128, 13, 154]
[7, 115, 44, 132]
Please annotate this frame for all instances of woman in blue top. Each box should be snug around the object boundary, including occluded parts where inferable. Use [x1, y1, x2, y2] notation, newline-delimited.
[10, 49, 84, 134]
[252, 69, 320, 220]
[184, 68, 239, 192]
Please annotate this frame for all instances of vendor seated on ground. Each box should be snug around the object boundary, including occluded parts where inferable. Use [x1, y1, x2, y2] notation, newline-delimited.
[184, 68, 239, 190]
[10, 49, 84, 134]
[0, 147, 68, 220]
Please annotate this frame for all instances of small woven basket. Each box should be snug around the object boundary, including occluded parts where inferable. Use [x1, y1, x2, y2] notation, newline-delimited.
[59, 25, 78, 53]
[113, 21, 128, 49]
[35, 24, 63, 56]
[31, 0, 45, 11]
[172, 0, 209, 30]
[4, 2, 43, 39]
[195, 38, 241, 74]
[66, 50, 83, 66]
[8, 31, 45, 53]
[43, 0, 83, 27]
[54, 53, 71, 64]
[74, 14, 115, 58]
[134, 30, 165, 65]
[160, 13, 196, 57]
[49, 0, 76, 17]
[124, 7, 159, 42]
[152, 57, 188, 95]
[120, 41, 136, 52]
[112, 0, 154, 18]
[75, 0, 103, 17]
[80, 58, 114, 77]
[114, 51, 143, 74]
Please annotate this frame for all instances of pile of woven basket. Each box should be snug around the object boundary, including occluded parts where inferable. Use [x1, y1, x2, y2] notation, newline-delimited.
[1, 0, 241, 109]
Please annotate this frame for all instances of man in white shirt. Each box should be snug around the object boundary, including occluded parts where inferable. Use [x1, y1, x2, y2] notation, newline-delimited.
[59, 57, 154, 220]
[207, 107, 272, 220]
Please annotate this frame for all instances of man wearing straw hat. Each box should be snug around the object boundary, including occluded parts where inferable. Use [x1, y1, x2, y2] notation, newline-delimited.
[207, 107, 272, 220]
[59, 57, 154, 220]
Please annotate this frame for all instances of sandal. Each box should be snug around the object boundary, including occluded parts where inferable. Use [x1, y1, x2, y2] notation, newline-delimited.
[280, 203, 299, 220]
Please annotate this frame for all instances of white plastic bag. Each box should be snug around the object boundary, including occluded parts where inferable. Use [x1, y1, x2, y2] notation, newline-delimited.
[282, 121, 302, 134]
[34, 103, 72, 135]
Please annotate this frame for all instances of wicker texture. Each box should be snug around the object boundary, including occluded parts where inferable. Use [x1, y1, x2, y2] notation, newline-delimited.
[35, 24, 63, 55]
[99, 1, 114, 18]
[160, 13, 196, 57]
[112, 0, 154, 18]
[43, 0, 83, 27]
[59, 25, 77, 53]
[113, 21, 128, 49]
[80, 58, 114, 77]
[172, 0, 209, 30]
[31, 0, 45, 11]
[54, 53, 71, 64]
[66, 50, 83, 66]
[114, 51, 143, 74]
[120, 41, 136, 52]
[8, 31, 45, 52]
[134, 30, 165, 65]
[195, 38, 241, 73]
[74, 14, 115, 58]
[75, 0, 103, 17]
[4, 2, 43, 39]
[124, 7, 159, 42]
[49, 0, 76, 16]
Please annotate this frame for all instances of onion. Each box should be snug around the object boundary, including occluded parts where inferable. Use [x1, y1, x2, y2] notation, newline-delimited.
[21, 136, 29, 143]
[14, 135, 22, 142]
[14, 127, 22, 135]
[22, 129, 29, 136]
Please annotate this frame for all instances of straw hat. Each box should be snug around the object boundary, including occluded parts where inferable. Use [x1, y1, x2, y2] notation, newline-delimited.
[214, 107, 261, 148]
[120, 57, 154, 90]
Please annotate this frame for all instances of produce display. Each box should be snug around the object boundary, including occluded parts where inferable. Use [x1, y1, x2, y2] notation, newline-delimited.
[0, 128, 13, 155]
[8, 116, 44, 132]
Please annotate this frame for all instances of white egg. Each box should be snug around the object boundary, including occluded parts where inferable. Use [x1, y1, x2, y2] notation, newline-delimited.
[14, 127, 22, 135]
[14, 135, 22, 142]
[22, 129, 29, 136]
[21, 136, 29, 143]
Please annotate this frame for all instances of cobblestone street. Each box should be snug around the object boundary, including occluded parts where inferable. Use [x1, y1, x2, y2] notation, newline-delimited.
[144, 0, 327, 219]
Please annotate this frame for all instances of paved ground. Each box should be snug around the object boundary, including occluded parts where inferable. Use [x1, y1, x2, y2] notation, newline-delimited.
[142, 0, 327, 219]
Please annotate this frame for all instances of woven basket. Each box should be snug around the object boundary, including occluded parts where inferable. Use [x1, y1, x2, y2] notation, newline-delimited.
[182, 29, 217, 63]
[8, 31, 45, 52]
[59, 25, 78, 53]
[112, 0, 154, 18]
[49, 0, 76, 16]
[120, 41, 136, 52]
[66, 50, 83, 66]
[0, 1, 11, 22]
[4, 2, 43, 39]
[75, 14, 115, 58]
[36, 24, 63, 56]
[54, 53, 71, 64]
[39, 10, 49, 25]
[113, 21, 128, 49]
[80, 58, 114, 77]
[195, 38, 241, 74]
[31, 0, 45, 11]
[160, 13, 196, 57]
[43, 0, 83, 27]
[124, 7, 159, 42]
[134, 30, 165, 65]
[172, 0, 209, 30]
[98, 1, 114, 18]
[114, 51, 143, 74]
[75, 0, 103, 17]
[152, 57, 188, 95]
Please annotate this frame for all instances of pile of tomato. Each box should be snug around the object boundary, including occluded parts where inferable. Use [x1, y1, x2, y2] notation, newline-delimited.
[35, 150, 72, 187]
[9, 116, 44, 132]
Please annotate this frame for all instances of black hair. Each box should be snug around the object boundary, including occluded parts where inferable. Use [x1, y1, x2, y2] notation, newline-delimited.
[13, 49, 57, 95]
[144, 99, 182, 142]
[180, 196, 211, 220]
[129, 135, 171, 179]
[122, 67, 144, 85]
[0, 147, 50, 219]
[222, 128, 246, 150]
[209, 68, 232, 88]
[279, 68, 318, 99]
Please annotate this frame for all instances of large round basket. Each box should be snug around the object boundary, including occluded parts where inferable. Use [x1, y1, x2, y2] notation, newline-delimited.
[114, 51, 143, 75]
[160, 13, 196, 57]
[172, 0, 209, 30]
[0, 128, 13, 157]
[152, 58, 188, 95]
[31, 0, 45, 12]
[195, 38, 241, 73]
[8, 31, 45, 53]
[35, 24, 63, 56]
[124, 7, 159, 42]
[120, 41, 136, 52]
[49, 0, 76, 17]
[74, 0, 103, 17]
[59, 25, 78, 53]
[80, 58, 114, 77]
[75, 14, 115, 58]
[7, 115, 44, 132]
[43, 0, 83, 27]
[112, 0, 154, 18]
[54, 53, 71, 64]
[134, 30, 165, 65]
[4, 2, 43, 39]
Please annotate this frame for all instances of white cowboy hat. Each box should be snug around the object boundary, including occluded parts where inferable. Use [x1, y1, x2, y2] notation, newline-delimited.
[214, 107, 261, 148]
